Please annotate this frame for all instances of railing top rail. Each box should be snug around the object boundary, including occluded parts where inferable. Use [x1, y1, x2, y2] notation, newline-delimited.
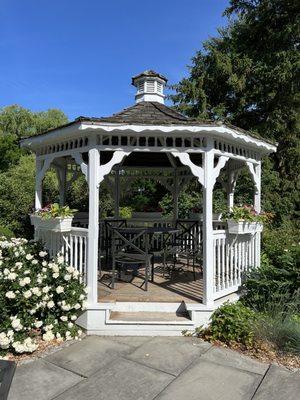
[69, 227, 89, 236]
[213, 229, 227, 238]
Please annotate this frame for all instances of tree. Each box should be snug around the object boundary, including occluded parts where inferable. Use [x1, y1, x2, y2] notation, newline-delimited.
[171, 0, 300, 223]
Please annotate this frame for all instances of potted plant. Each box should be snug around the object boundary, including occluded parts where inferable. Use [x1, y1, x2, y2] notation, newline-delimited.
[222, 205, 267, 234]
[30, 203, 77, 232]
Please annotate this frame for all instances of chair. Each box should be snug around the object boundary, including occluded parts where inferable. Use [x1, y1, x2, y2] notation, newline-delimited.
[111, 227, 152, 291]
[103, 218, 127, 267]
[165, 219, 202, 280]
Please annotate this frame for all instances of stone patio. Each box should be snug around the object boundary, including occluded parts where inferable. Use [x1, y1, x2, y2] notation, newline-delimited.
[8, 336, 300, 400]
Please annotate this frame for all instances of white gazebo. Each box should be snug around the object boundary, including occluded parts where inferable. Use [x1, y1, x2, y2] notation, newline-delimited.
[21, 70, 276, 335]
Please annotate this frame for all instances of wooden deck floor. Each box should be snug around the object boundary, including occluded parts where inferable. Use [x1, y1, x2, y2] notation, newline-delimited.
[98, 263, 203, 303]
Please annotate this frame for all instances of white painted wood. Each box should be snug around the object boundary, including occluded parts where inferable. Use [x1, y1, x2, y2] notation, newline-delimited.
[87, 147, 100, 304]
[173, 168, 179, 220]
[202, 144, 215, 306]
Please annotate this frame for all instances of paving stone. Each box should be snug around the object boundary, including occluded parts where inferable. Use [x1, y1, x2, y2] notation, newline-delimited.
[8, 359, 82, 400]
[55, 357, 174, 400]
[45, 336, 132, 377]
[253, 364, 300, 400]
[126, 336, 209, 376]
[156, 358, 262, 400]
[109, 336, 153, 348]
[201, 346, 269, 375]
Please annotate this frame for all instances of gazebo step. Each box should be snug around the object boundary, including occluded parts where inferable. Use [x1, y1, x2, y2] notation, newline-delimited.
[107, 311, 193, 325]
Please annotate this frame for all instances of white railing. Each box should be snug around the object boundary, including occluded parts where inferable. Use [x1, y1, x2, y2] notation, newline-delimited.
[35, 227, 88, 283]
[213, 229, 259, 299]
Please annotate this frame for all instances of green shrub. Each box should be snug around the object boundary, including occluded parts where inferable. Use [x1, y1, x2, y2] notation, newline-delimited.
[119, 206, 133, 219]
[0, 237, 87, 355]
[202, 302, 256, 346]
[255, 313, 300, 354]
[0, 226, 14, 238]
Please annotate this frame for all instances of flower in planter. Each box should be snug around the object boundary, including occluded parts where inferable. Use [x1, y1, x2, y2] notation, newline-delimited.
[222, 205, 272, 224]
[34, 203, 77, 220]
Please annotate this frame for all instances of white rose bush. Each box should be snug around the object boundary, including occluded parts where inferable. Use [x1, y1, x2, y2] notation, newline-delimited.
[0, 237, 87, 355]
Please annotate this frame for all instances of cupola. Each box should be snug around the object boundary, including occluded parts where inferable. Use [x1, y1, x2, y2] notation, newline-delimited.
[132, 70, 167, 104]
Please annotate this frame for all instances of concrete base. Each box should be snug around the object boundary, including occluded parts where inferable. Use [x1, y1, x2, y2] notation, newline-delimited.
[76, 293, 240, 336]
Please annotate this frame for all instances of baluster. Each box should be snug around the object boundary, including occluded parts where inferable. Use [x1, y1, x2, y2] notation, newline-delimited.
[217, 238, 221, 291]
[79, 236, 83, 279]
[74, 235, 78, 271]
[221, 238, 225, 290]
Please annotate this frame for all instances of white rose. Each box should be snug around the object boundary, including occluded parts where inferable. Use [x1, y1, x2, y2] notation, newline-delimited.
[57, 255, 64, 264]
[25, 254, 33, 260]
[23, 290, 32, 299]
[56, 286, 64, 294]
[7, 272, 17, 280]
[42, 331, 55, 341]
[5, 291, 16, 299]
[60, 316, 68, 321]
[3, 268, 9, 276]
[66, 266, 75, 274]
[71, 315, 77, 321]
[53, 273, 59, 279]
[64, 274, 71, 281]
[74, 303, 81, 310]
[79, 294, 85, 300]
[31, 259, 38, 265]
[34, 320, 43, 328]
[32, 287, 41, 296]
[11, 318, 22, 331]
[23, 277, 31, 284]
[67, 322, 74, 328]
[15, 262, 23, 268]
[47, 300, 55, 309]
[39, 251, 47, 257]
[42, 286, 50, 293]
[42, 261, 47, 267]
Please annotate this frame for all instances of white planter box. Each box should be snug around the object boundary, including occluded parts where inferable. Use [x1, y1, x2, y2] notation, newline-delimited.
[227, 220, 263, 235]
[131, 212, 162, 219]
[30, 214, 73, 232]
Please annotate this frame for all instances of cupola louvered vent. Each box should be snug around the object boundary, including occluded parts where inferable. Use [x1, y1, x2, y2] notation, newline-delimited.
[132, 70, 167, 104]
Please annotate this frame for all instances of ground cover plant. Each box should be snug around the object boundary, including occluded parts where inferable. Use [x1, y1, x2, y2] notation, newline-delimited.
[0, 236, 87, 356]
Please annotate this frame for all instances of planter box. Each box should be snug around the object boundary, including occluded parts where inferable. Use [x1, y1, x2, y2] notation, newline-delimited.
[30, 214, 73, 232]
[131, 212, 162, 220]
[227, 220, 263, 235]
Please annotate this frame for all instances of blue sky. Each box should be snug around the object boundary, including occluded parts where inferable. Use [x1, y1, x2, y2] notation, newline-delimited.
[1, 0, 229, 120]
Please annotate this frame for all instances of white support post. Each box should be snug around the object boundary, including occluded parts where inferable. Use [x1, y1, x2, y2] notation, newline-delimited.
[87, 148, 100, 305]
[253, 161, 261, 267]
[202, 143, 215, 307]
[114, 169, 120, 218]
[35, 158, 43, 210]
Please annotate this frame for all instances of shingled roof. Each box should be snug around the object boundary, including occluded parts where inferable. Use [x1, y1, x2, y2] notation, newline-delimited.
[75, 101, 191, 125]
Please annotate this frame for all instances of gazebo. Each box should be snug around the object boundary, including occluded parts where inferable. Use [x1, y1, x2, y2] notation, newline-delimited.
[21, 70, 276, 335]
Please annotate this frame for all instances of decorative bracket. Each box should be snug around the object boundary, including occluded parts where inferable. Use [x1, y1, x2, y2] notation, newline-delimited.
[246, 161, 261, 192]
[72, 153, 88, 180]
[171, 153, 204, 186]
[36, 155, 56, 185]
[98, 150, 130, 185]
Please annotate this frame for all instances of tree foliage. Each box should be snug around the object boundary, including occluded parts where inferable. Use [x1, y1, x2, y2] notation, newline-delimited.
[171, 0, 300, 223]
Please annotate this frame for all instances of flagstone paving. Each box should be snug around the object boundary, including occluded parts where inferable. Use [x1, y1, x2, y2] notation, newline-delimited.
[8, 336, 300, 400]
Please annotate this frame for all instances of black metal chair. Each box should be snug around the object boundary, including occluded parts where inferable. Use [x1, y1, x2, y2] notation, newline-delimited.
[103, 218, 127, 267]
[111, 227, 152, 291]
[165, 219, 202, 280]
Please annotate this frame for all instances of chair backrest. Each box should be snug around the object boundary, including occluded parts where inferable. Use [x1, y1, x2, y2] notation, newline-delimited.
[174, 219, 202, 253]
[111, 227, 148, 256]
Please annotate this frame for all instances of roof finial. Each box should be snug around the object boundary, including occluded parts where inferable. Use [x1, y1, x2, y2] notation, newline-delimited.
[132, 70, 167, 104]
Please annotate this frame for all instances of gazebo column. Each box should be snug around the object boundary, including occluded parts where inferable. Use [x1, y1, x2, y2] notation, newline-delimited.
[226, 167, 239, 210]
[202, 148, 215, 307]
[87, 148, 100, 304]
[246, 160, 262, 267]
